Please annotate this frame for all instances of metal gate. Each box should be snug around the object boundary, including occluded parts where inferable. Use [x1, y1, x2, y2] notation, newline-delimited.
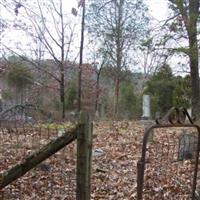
[137, 107, 200, 200]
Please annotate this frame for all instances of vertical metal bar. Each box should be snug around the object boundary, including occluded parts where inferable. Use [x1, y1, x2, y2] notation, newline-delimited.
[137, 160, 145, 200]
[137, 122, 200, 200]
[137, 126, 155, 200]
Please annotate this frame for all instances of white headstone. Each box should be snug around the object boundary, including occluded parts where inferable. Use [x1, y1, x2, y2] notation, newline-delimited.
[142, 95, 151, 120]
[187, 108, 192, 120]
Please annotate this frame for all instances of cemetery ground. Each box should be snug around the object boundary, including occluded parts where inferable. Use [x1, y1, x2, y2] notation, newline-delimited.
[0, 120, 199, 199]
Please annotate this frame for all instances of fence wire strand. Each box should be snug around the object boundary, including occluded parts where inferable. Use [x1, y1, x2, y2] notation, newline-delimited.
[0, 125, 77, 200]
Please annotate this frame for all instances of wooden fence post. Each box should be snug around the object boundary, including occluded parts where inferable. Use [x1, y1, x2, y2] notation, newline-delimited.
[76, 112, 93, 200]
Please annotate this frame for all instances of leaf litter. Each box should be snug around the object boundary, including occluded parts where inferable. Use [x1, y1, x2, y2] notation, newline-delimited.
[0, 121, 199, 199]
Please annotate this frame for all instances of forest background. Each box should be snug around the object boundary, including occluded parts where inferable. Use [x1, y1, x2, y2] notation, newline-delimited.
[0, 0, 199, 120]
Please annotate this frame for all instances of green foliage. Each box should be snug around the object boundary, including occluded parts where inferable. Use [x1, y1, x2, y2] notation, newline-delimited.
[145, 65, 192, 116]
[147, 80, 175, 115]
[134, 95, 142, 119]
[172, 75, 191, 108]
[141, 37, 153, 49]
[65, 81, 77, 110]
[7, 62, 33, 88]
[6, 60, 33, 104]
[119, 81, 137, 119]
[150, 95, 159, 117]
[1, 89, 13, 100]
[145, 65, 175, 116]
[153, 64, 173, 80]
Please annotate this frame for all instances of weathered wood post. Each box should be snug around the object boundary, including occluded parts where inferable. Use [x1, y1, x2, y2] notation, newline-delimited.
[76, 112, 93, 200]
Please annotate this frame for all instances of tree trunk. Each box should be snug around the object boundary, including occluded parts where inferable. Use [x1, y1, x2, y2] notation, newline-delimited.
[60, 70, 65, 119]
[95, 73, 100, 115]
[187, 1, 200, 118]
[60, 2, 65, 120]
[171, 0, 200, 118]
[188, 34, 199, 117]
[114, 79, 120, 119]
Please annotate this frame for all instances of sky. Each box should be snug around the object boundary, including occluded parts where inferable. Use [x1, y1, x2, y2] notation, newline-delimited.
[1, 0, 170, 43]
[1, 0, 175, 70]
[68, 0, 169, 18]
[147, 0, 169, 21]
[0, 0, 170, 57]
[69, 0, 169, 21]
[1, 0, 189, 75]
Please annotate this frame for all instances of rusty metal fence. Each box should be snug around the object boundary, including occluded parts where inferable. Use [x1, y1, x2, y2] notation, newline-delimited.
[0, 105, 92, 200]
[137, 108, 200, 200]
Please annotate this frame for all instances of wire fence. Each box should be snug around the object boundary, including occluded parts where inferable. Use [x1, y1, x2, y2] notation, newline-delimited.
[137, 108, 200, 200]
[0, 124, 77, 199]
[142, 128, 198, 199]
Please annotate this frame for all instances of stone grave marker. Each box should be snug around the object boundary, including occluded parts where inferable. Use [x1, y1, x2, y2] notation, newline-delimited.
[141, 94, 151, 120]
[178, 132, 197, 161]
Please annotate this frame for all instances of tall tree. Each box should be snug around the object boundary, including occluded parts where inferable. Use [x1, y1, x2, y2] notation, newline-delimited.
[88, 47, 107, 116]
[1, 0, 78, 119]
[167, 0, 200, 117]
[87, 0, 149, 118]
[136, 34, 172, 91]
